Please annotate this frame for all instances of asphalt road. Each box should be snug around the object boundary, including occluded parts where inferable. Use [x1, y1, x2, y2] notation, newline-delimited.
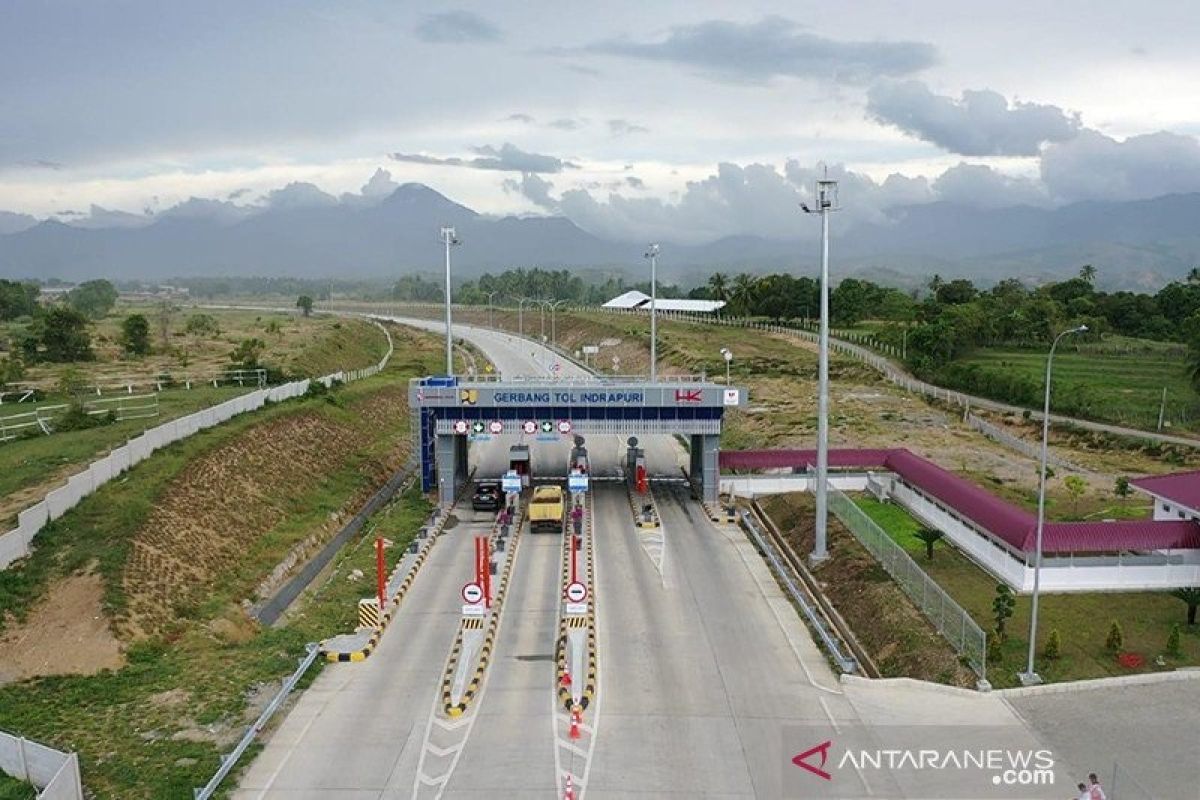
[236, 315, 1191, 800]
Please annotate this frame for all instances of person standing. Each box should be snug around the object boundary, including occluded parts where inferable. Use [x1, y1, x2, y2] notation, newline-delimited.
[1087, 773, 1106, 800]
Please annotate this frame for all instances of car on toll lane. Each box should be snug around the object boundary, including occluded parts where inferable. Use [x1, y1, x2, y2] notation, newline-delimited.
[472, 481, 503, 512]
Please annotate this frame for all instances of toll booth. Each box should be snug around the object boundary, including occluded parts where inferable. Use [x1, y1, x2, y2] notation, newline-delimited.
[509, 444, 532, 488]
[410, 377, 746, 505]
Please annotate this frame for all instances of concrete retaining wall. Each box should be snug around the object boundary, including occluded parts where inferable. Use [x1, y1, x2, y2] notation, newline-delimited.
[0, 731, 82, 799]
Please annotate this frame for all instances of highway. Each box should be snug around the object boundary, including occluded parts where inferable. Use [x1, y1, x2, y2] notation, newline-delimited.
[237, 318, 1082, 800]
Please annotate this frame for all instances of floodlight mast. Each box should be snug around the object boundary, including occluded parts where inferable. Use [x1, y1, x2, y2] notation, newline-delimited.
[440, 226, 460, 374]
[644, 244, 660, 381]
[802, 177, 839, 563]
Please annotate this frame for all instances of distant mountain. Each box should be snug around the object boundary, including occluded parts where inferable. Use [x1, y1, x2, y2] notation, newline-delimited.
[1, 183, 1198, 289]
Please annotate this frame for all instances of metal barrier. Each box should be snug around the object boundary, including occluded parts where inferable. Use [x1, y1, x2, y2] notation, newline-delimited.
[826, 481, 988, 681]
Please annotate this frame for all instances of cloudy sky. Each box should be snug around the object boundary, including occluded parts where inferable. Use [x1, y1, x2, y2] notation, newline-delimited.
[2, 1, 1199, 242]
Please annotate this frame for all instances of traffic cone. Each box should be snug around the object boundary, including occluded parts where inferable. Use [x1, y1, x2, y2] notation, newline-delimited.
[569, 707, 582, 740]
[560, 670, 572, 688]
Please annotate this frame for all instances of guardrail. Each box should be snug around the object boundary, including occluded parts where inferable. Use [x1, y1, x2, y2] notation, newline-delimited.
[0, 394, 161, 443]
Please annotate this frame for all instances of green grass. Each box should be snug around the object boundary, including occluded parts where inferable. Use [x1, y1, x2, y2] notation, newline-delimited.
[0, 385, 251, 524]
[0, 774, 35, 800]
[853, 495, 1200, 688]
[960, 346, 1198, 430]
[0, 327, 444, 799]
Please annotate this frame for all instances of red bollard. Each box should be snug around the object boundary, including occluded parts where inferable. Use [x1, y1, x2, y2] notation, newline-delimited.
[569, 706, 582, 740]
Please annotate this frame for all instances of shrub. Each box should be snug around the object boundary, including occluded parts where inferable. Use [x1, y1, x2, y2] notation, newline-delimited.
[1105, 620, 1124, 653]
[986, 630, 1003, 664]
[992, 584, 1015, 640]
[1044, 629, 1062, 660]
[1167, 623, 1182, 658]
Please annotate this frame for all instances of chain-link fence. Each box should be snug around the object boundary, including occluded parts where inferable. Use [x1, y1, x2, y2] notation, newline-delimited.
[963, 412, 1090, 473]
[827, 482, 988, 681]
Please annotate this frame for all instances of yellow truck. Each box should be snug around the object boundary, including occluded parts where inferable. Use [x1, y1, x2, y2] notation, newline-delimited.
[529, 485, 565, 533]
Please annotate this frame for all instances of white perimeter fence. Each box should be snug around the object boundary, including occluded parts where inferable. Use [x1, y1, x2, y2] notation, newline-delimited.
[0, 317, 392, 570]
[0, 730, 83, 800]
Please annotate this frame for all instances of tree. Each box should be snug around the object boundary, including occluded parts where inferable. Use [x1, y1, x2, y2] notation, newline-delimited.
[1189, 267, 1200, 286]
[296, 295, 314, 317]
[992, 584, 1015, 639]
[1105, 620, 1124, 652]
[66, 279, 118, 320]
[707, 273, 730, 304]
[1171, 587, 1200, 625]
[1079, 264, 1097, 284]
[0, 280, 39, 321]
[0, 357, 25, 389]
[913, 526, 944, 561]
[230, 337, 266, 368]
[184, 313, 220, 338]
[729, 274, 760, 317]
[1166, 623, 1182, 657]
[1063, 475, 1087, 515]
[156, 300, 177, 350]
[1044, 629, 1062, 660]
[1114, 476, 1133, 506]
[37, 306, 93, 362]
[119, 314, 151, 356]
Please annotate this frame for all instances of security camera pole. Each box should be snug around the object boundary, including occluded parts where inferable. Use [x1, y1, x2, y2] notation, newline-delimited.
[440, 226, 460, 374]
[801, 177, 838, 562]
[645, 244, 660, 381]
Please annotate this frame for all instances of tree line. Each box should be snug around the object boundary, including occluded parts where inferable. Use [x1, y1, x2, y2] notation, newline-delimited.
[390, 268, 685, 306]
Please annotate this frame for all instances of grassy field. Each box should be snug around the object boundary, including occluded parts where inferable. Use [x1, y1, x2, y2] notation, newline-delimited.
[0, 774, 34, 800]
[960, 345, 1198, 431]
[852, 495, 1200, 688]
[0, 324, 445, 799]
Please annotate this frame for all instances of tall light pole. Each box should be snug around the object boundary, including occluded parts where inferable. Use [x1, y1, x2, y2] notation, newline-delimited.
[644, 243, 660, 381]
[539, 300, 548, 342]
[440, 226, 460, 374]
[547, 299, 567, 347]
[1020, 323, 1088, 686]
[801, 178, 838, 562]
[517, 296, 533, 338]
[486, 291, 500, 329]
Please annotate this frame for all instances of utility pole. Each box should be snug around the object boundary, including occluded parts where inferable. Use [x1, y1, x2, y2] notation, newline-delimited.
[440, 226, 459, 374]
[1158, 386, 1167, 431]
[487, 291, 499, 329]
[645, 244, 660, 381]
[801, 177, 838, 563]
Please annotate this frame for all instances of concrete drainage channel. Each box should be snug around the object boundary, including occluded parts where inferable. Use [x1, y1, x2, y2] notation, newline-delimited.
[554, 494, 599, 799]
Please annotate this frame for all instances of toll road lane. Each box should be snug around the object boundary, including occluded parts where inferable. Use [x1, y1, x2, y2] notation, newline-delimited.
[439, 520, 563, 798]
[586, 483, 860, 799]
[233, 509, 500, 797]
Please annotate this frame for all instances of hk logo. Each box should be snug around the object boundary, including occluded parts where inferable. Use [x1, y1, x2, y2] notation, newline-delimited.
[792, 740, 833, 781]
[674, 388, 703, 403]
[460, 388, 478, 405]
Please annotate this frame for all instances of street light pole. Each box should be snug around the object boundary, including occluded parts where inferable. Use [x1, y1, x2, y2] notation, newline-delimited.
[517, 297, 532, 338]
[1020, 323, 1088, 686]
[549, 299, 567, 347]
[720, 348, 733, 385]
[645, 244, 660, 381]
[439, 226, 459, 374]
[486, 291, 499, 329]
[801, 178, 838, 562]
[539, 301, 547, 342]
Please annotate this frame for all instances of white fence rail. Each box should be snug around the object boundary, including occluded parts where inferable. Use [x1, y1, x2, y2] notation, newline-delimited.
[0, 730, 83, 800]
[0, 317, 393, 571]
[0, 394, 162, 443]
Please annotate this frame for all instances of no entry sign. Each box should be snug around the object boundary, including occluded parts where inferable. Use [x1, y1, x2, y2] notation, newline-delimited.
[522, 420, 538, 434]
[488, 420, 504, 434]
[462, 582, 484, 605]
[565, 581, 588, 603]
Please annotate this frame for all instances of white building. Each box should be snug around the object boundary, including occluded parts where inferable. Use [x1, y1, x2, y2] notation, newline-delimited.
[602, 290, 725, 314]
[1132, 470, 1200, 522]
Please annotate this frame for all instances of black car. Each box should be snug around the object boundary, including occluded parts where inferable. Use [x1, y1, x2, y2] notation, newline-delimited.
[472, 481, 502, 511]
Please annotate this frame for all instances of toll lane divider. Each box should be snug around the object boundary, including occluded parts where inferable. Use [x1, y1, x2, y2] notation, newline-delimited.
[625, 479, 660, 530]
[319, 474, 471, 663]
[556, 497, 598, 711]
[441, 502, 525, 717]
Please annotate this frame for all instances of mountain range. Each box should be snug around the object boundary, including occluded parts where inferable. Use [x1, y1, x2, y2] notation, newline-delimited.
[1, 183, 1197, 290]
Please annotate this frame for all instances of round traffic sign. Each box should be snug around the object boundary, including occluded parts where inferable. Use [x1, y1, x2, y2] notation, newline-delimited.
[453, 420, 469, 435]
[557, 419, 572, 434]
[462, 582, 484, 604]
[522, 420, 538, 435]
[565, 581, 588, 603]
[488, 420, 504, 435]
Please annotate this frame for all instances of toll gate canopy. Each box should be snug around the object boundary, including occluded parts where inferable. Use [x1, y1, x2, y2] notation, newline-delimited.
[410, 375, 747, 504]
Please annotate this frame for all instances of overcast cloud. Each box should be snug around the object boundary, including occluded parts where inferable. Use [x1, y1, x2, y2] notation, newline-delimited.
[2, 2, 1199, 242]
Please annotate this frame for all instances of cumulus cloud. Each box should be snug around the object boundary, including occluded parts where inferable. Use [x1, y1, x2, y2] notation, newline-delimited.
[608, 119, 649, 136]
[414, 11, 501, 44]
[503, 173, 558, 209]
[1039, 129, 1200, 203]
[575, 17, 936, 84]
[391, 143, 579, 173]
[262, 181, 338, 209]
[625, 176, 645, 189]
[931, 163, 1049, 207]
[548, 118, 584, 131]
[504, 113, 535, 124]
[866, 81, 1081, 156]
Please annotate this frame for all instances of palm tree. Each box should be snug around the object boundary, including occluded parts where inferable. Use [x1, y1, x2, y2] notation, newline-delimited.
[1189, 267, 1200, 285]
[1173, 587, 1200, 625]
[730, 274, 759, 317]
[927, 274, 944, 297]
[707, 272, 730, 303]
[913, 526, 944, 560]
[1079, 264, 1096, 284]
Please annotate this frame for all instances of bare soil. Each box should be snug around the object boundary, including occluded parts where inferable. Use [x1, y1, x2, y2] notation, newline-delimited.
[759, 492, 976, 687]
[0, 572, 123, 685]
